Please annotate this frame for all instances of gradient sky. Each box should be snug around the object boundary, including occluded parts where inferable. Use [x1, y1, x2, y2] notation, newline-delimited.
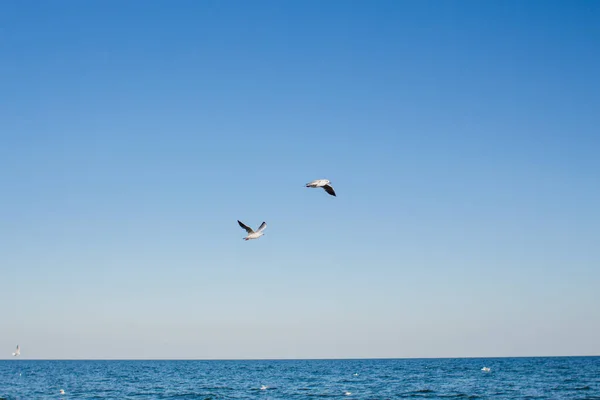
[1, 0, 599, 359]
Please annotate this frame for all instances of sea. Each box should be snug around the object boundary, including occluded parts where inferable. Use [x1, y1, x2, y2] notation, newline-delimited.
[1, 357, 599, 399]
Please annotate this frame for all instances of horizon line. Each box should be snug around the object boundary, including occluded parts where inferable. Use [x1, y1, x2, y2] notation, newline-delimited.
[2, 355, 599, 361]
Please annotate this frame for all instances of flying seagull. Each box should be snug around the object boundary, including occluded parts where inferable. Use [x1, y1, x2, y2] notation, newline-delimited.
[12, 345, 20, 357]
[306, 179, 336, 197]
[238, 220, 267, 241]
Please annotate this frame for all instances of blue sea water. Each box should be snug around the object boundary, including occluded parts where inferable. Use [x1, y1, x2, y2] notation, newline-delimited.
[1, 357, 599, 399]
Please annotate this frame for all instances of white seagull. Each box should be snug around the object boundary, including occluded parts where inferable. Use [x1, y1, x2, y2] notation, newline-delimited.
[305, 179, 336, 197]
[12, 345, 20, 357]
[238, 220, 267, 241]
[481, 367, 491, 372]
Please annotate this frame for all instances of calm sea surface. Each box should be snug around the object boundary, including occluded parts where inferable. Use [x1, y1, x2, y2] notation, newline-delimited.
[1, 357, 599, 399]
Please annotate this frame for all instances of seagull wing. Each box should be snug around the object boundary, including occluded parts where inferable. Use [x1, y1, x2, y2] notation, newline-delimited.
[256, 222, 267, 233]
[323, 184, 336, 196]
[237, 220, 254, 234]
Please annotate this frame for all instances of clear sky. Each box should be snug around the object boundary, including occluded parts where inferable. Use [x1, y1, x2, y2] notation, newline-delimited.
[1, 0, 599, 359]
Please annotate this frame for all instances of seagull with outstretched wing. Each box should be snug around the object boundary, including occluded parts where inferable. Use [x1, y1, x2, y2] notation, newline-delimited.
[306, 179, 336, 197]
[238, 220, 267, 241]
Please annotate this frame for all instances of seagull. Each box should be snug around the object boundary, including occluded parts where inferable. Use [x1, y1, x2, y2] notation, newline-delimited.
[238, 220, 267, 241]
[260, 385, 268, 390]
[305, 179, 336, 197]
[12, 345, 20, 357]
[60, 389, 65, 395]
[481, 367, 491, 372]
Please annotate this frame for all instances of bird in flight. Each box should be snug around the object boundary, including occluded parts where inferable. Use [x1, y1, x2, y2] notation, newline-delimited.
[12, 345, 20, 357]
[305, 179, 336, 197]
[238, 220, 267, 241]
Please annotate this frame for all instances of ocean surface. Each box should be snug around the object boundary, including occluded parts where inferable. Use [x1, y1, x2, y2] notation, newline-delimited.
[1, 357, 599, 399]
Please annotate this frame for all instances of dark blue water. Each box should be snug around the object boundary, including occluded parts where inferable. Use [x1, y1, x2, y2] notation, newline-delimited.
[1, 357, 599, 399]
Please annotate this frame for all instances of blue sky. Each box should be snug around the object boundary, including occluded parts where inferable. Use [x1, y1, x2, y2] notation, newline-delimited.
[1, 0, 599, 359]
